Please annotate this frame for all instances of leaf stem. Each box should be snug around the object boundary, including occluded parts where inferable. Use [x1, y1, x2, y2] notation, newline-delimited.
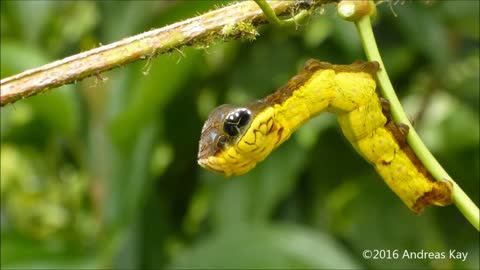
[253, 0, 310, 27]
[355, 14, 479, 231]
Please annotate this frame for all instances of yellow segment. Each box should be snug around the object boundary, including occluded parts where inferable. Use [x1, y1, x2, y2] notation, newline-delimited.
[331, 72, 377, 112]
[374, 148, 451, 212]
[353, 127, 398, 164]
[337, 101, 387, 142]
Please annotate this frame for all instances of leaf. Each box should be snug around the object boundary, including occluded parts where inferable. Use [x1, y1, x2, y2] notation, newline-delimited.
[303, 17, 333, 48]
[439, 0, 480, 39]
[170, 223, 360, 269]
[395, 3, 450, 69]
[1, 232, 96, 270]
[206, 133, 319, 228]
[322, 173, 451, 270]
[1, 40, 79, 139]
[2, 0, 55, 43]
[109, 49, 202, 150]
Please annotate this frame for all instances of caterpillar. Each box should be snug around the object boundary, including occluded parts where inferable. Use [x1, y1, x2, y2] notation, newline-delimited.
[197, 59, 452, 213]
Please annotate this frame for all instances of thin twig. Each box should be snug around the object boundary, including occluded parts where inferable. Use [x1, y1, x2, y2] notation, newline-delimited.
[0, 0, 331, 107]
[355, 14, 479, 231]
[254, 0, 310, 26]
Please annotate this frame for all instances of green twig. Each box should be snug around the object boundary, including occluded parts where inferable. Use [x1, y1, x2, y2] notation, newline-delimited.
[353, 8, 479, 231]
[253, 0, 310, 27]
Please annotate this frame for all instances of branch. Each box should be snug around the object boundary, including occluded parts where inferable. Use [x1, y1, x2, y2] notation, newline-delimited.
[0, 0, 332, 107]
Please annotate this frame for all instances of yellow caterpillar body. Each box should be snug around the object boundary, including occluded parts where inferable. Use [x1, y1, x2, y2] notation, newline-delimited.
[198, 59, 452, 213]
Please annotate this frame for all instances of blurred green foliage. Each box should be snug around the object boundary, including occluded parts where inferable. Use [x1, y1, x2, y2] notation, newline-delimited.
[1, 1, 479, 269]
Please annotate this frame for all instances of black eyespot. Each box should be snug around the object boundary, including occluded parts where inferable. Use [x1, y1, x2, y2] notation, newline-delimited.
[223, 108, 251, 137]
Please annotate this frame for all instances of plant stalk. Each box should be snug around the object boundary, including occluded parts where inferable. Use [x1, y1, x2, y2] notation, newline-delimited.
[355, 14, 479, 231]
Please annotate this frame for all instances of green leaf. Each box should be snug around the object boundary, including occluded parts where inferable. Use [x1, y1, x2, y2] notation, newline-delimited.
[395, 4, 450, 69]
[439, 0, 480, 39]
[1, 40, 51, 77]
[206, 135, 316, 228]
[1, 40, 79, 139]
[2, 0, 55, 43]
[303, 17, 333, 48]
[170, 223, 360, 269]
[1, 232, 96, 270]
[109, 49, 201, 149]
[323, 173, 449, 270]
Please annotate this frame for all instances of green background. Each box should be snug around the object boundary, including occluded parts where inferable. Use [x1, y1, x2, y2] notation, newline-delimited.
[1, 1, 478, 269]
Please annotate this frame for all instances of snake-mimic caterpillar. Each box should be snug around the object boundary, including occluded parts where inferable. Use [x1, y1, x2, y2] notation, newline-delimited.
[198, 59, 452, 213]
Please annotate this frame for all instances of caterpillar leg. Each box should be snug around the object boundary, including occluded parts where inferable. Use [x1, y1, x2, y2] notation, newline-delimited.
[391, 122, 410, 148]
[379, 97, 410, 147]
[380, 97, 391, 120]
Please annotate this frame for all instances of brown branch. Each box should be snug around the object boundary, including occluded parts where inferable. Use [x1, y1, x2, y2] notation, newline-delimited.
[0, 0, 332, 107]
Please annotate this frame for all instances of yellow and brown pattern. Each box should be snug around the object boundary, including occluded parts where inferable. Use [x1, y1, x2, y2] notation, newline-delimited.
[198, 59, 452, 213]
